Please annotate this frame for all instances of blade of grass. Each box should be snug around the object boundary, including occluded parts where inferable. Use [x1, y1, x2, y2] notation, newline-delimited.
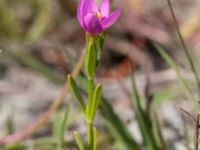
[26, 0, 53, 43]
[130, 75, 158, 150]
[155, 44, 198, 110]
[152, 111, 166, 149]
[166, 0, 200, 96]
[100, 97, 140, 150]
[53, 111, 63, 143]
[7, 50, 65, 83]
[60, 104, 71, 143]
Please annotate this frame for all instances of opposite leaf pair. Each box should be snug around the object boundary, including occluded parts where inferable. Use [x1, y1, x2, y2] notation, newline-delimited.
[68, 75, 102, 123]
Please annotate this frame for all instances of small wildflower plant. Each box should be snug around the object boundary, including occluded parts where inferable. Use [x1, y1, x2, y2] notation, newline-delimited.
[68, 0, 120, 149]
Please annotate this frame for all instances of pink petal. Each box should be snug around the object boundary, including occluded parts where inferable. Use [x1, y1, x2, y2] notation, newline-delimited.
[101, 9, 121, 29]
[77, 0, 90, 28]
[77, 0, 99, 28]
[84, 13, 103, 35]
[77, 0, 83, 27]
[100, 0, 110, 17]
[90, 0, 99, 12]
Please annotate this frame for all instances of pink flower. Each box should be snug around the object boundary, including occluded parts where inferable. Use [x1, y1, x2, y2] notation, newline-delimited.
[77, 0, 121, 35]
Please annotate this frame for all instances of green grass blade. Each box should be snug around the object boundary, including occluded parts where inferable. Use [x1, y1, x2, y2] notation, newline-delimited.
[130, 75, 158, 150]
[152, 111, 166, 149]
[155, 44, 198, 108]
[53, 111, 62, 143]
[60, 104, 71, 143]
[166, 0, 200, 95]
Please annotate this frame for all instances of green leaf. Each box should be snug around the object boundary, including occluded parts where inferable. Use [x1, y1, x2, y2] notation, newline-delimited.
[90, 84, 102, 121]
[74, 131, 85, 150]
[68, 75, 86, 113]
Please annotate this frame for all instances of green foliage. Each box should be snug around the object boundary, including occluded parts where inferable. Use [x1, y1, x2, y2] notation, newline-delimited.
[95, 33, 105, 67]
[77, 75, 139, 149]
[167, 0, 200, 95]
[131, 76, 160, 150]
[5, 114, 15, 135]
[68, 75, 86, 113]
[74, 131, 85, 150]
[53, 104, 71, 149]
[90, 84, 102, 121]
[7, 50, 65, 83]
[0, 0, 19, 39]
[60, 105, 71, 143]
[155, 44, 198, 109]
[92, 128, 97, 150]
[100, 97, 140, 150]
[85, 34, 97, 79]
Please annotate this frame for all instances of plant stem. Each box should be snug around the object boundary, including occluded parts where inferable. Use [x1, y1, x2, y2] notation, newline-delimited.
[87, 77, 95, 150]
[87, 78, 94, 119]
[87, 122, 94, 150]
[167, 0, 200, 96]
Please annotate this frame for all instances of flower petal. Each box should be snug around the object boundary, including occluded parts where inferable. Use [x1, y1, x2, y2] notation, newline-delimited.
[101, 9, 121, 29]
[90, 0, 99, 12]
[100, 0, 110, 17]
[77, 0, 89, 27]
[77, 0, 99, 28]
[84, 13, 103, 35]
[77, 0, 83, 27]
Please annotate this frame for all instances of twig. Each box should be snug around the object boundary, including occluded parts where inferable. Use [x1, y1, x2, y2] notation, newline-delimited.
[195, 114, 200, 150]
[180, 108, 196, 122]
[0, 52, 85, 144]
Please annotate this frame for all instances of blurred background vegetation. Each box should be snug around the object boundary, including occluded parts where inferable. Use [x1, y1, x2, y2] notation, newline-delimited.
[1, 0, 200, 149]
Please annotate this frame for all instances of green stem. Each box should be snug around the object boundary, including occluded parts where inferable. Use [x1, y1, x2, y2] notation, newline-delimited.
[87, 122, 94, 150]
[87, 78, 94, 120]
[167, 0, 200, 96]
[87, 78, 95, 150]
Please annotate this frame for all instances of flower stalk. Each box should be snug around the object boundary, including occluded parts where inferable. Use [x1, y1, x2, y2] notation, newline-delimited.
[68, 0, 120, 149]
[69, 34, 104, 150]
